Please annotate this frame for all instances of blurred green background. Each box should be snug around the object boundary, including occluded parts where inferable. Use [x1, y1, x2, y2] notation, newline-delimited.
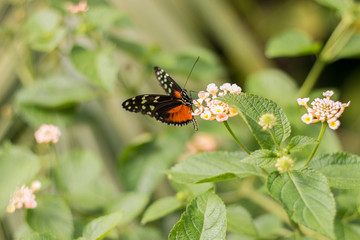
[1, 0, 360, 238]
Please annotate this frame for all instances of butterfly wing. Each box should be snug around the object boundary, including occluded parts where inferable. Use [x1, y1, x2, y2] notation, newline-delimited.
[154, 67, 183, 97]
[122, 94, 195, 128]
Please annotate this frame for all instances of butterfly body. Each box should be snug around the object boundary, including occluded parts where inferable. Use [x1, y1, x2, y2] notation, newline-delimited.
[122, 67, 198, 130]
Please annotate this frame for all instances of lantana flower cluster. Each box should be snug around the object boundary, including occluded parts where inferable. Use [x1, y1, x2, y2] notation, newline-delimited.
[34, 124, 61, 144]
[297, 90, 350, 130]
[192, 83, 241, 122]
[7, 181, 41, 213]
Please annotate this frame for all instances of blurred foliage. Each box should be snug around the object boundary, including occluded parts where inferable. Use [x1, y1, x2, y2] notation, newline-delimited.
[0, 0, 360, 239]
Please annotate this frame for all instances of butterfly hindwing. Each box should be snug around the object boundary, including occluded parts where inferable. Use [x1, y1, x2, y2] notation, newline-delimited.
[122, 67, 197, 130]
[154, 67, 183, 97]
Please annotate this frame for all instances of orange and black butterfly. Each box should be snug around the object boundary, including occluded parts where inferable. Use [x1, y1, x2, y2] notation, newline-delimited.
[122, 67, 198, 130]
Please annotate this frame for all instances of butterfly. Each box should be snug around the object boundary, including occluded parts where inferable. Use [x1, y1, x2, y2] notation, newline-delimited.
[122, 67, 198, 130]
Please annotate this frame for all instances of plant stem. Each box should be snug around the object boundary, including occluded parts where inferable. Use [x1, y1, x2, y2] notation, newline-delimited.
[223, 121, 250, 154]
[298, 12, 354, 98]
[304, 122, 327, 167]
[269, 128, 279, 149]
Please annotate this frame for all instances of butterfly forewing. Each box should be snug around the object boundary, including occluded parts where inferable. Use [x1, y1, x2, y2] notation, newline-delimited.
[154, 67, 183, 97]
[122, 67, 197, 130]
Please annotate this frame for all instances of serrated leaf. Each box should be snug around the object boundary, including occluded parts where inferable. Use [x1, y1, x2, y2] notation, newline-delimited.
[308, 152, 360, 189]
[266, 30, 320, 58]
[26, 195, 73, 240]
[222, 93, 291, 149]
[169, 190, 226, 240]
[0, 143, 40, 217]
[242, 149, 277, 170]
[267, 169, 335, 238]
[169, 151, 266, 184]
[141, 196, 183, 224]
[83, 211, 123, 240]
[107, 192, 150, 225]
[287, 136, 317, 153]
[227, 205, 257, 237]
[70, 46, 118, 91]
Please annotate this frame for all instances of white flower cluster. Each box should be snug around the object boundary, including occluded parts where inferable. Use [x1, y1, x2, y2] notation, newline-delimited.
[297, 90, 350, 130]
[7, 181, 41, 213]
[192, 83, 241, 122]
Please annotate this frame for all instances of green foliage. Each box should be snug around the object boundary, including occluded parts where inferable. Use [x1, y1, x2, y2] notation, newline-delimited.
[0, 143, 40, 217]
[266, 30, 321, 58]
[82, 211, 123, 240]
[222, 93, 291, 149]
[1, 0, 360, 239]
[169, 190, 227, 240]
[26, 195, 74, 240]
[169, 151, 266, 184]
[267, 169, 336, 239]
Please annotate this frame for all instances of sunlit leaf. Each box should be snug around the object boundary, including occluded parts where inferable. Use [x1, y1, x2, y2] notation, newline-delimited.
[83, 211, 123, 240]
[141, 196, 183, 224]
[308, 152, 360, 189]
[169, 151, 265, 184]
[222, 93, 291, 149]
[169, 190, 226, 240]
[267, 169, 335, 238]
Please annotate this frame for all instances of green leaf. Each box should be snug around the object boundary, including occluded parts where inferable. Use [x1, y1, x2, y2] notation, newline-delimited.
[287, 136, 317, 153]
[70, 46, 118, 90]
[107, 192, 150, 225]
[245, 69, 298, 107]
[23, 9, 66, 52]
[169, 190, 226, 240]
[266, 30, 321, 58]
[315, 0, 352, 12]
[141, 196, 183, 224]
[169, 151, 266, 184]
[26, 195, 73, 240]
[267, 169, 335, 238]
[227, 204, 257, 237]
[242, 149, 277, 170]
[0, 143, 40, 217]
[119, 130, 190, 194]
[15, 74, 98, 108]
[123, 226, 165, 240]
[336, 34, 360, 59]
[308, 152, 360, 189]
[19, 232, 57, 240]
[222, 93, 291, 149]
[335, 221, 360, 240]
[58, 150, 119, 211]
[83, 211, 123, 240]
[253, 214, 283, 239]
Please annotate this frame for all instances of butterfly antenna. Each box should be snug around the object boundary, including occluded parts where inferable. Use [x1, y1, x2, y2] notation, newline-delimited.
[183, 56, 200, 89]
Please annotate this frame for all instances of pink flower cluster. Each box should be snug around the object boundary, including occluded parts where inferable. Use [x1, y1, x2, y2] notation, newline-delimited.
[66, 1, 89, 14]
[7, 181, 41, 213]
[34, 124, 61, 144]
[297, 90, 350, 130]
[192, 83, 241, 122]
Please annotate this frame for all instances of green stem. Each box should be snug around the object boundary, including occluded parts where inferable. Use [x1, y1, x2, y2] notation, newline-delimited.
[223, 121, 250, 154]
[304, 122, 327, 167]
[298, 12, 354, 97]
[269, 128, 279, 149]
